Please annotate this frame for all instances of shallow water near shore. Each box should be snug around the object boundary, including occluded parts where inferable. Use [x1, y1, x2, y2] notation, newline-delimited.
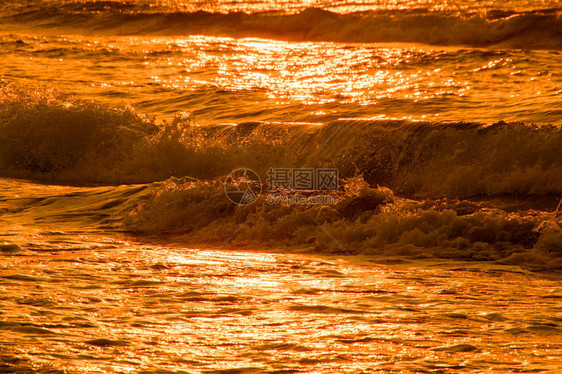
[1, 236, 562, 373]
[1, 237, 561, 373]
[0, 178, 561, 373]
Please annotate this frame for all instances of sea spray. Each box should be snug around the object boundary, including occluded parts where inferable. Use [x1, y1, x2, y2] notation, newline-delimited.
[0, 84, 158, 179]
[123, 175, 562, 270]
[2, 85, 561, 198]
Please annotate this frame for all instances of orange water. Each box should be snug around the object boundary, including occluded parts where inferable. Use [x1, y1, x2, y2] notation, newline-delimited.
[0, 179, 561, 373]
[1, 1, 561, 372]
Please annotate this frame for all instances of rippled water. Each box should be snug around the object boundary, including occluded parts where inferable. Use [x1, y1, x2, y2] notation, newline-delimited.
[2, 34, 561, 124]
[0, 179, 560, 373]
[1, 0, 561, 372]
[2, 236, 562, 373]
[3, 0, 561, 14]
[1, 0, 562, 125]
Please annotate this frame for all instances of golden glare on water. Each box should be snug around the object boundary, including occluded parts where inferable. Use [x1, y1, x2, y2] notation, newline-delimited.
[0, 180, 559, 372]
[1, 0, 562, 372]
[0, 234, 561, 373]
[145, 0, 561, 13]
[2, 32, 559, 124]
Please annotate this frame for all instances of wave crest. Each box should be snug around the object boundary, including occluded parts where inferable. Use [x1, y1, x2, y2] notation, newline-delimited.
[1, 85, 561, 198]
[0, 84, 158, 180]
[4, 6, 562, 49]
[124, 176, 562, 270]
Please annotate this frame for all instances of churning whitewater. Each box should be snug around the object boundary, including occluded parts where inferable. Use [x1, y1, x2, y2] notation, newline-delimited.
[0, 84, 561, 271]
[0, 1, 561, 373]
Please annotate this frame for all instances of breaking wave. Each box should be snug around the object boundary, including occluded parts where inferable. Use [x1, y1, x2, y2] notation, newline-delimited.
[1, 85, 560, 270]
[0, 84, 159, 183]
[1, 84, 561, 199]
[2, 5, 562, 49]
[123, 176, 562, 271]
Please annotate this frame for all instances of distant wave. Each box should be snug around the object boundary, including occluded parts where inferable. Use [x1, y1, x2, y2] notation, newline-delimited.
[1, 84, 561, 199]
[2, 5, 562, 49]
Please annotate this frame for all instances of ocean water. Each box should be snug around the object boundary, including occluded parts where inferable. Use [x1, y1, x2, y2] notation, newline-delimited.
[1, 179, 561, 373]
[1, 1, 562, 123]
[0, 0, 561, 372]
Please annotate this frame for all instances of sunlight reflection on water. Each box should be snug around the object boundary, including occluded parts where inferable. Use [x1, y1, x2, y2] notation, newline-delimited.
[0, 241, 561, 373]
